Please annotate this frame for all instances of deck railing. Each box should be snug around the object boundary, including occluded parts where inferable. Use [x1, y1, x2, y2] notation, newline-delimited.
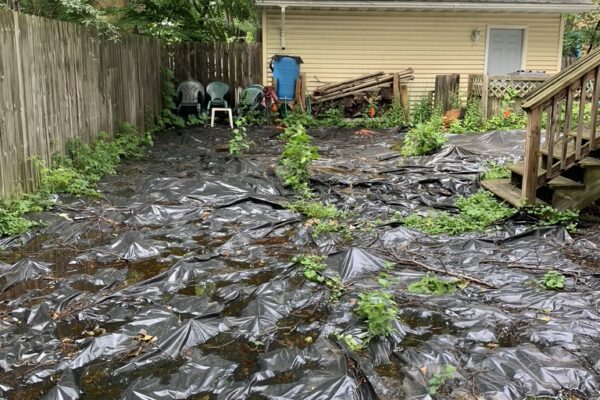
[520, 50, 600, 202]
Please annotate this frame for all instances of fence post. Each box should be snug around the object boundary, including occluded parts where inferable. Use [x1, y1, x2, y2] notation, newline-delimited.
[481, 74, 490, 118]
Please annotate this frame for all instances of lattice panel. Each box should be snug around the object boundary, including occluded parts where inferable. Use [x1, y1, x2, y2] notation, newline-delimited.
[488, 79, 544, 99]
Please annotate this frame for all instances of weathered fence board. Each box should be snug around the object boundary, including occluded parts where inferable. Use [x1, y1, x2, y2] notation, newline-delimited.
[0, 11, 163, 199]
[170, 42, 262, 106]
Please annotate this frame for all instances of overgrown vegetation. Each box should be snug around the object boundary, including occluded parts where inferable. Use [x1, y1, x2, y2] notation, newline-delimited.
[401, 191, 515, 235]
[448, 99, 483, 134]
[157, 68, 185, 130]
[293, 254, 344, 302]
[354, 290, 399, 339]
[482, 161, 511, 180]
[412, 96, 434, 126]
[288, 200, 345, 220]
[527, 205, 580, 232]
[540, 271, 566, 290]
[278, 124, 319, 195]
[229, 117, 251, 156]
[407, 274, 464, 295]
[0, 123, 152, 237]
[401, 114, 447, 156]
[428, 365, 457, 396]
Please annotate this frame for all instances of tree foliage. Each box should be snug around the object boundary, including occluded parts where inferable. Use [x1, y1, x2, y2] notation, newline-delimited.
[564, 1, 600, 56]
[16, 0, 256, 43]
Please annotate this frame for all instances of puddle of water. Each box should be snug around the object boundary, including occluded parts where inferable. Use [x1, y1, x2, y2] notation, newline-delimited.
[200, 334, 263, 381]
[126, 259, 172, 284]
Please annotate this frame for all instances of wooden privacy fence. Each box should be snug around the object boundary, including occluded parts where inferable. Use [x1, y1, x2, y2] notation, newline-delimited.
[169, 42, 262, 107]
[0, 11, 164, 199]
[468, 74, 548, 118]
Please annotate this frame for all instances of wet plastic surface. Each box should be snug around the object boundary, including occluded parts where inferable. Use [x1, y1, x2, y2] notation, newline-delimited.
[1, 127, 600, 399]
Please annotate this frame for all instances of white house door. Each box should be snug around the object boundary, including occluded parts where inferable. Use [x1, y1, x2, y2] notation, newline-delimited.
[487, 28, 524, 74]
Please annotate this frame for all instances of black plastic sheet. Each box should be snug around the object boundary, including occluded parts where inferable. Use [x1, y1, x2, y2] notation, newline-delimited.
[1, 127, 599, 399]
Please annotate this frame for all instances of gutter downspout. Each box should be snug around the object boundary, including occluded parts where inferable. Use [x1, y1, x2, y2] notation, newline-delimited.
[280, 6, 286, 50]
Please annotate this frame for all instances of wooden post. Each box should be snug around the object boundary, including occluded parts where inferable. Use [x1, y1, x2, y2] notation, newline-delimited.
[522, 106, 543, 203]
[589, 65, 600, 148]
[482, 75, 490, 119]
[393, 72, 399, 102]
[434, 74, 460, 112]
[400, 84, 408, 109]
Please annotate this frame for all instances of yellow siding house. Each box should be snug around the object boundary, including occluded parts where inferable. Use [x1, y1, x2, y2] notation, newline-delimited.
[257, 0, 594, 102]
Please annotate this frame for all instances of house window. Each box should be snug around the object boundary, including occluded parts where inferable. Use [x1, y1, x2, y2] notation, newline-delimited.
[486, 28, 525, 75]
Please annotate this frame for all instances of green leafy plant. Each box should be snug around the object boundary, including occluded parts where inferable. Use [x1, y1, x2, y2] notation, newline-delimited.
[482, 161, 511, 180]
[282, 107, 317, 128]
[334, 331, 365, 351]
[407, 274, 464, 295]
[288, 200, 344, 220]
[186, 112, 208, 127]
[312, 220, 352, 241]
[318, 106, 345, 127]
[401, 114, 447, 156]
[527, 205, 579, 232]
[412, 96, 434, 125]
[401, 190, 515, 235]
[156, 68, 185, 130]
[428, 365, 457, 396]
[448, 99, 483, 134]
[293, 254, 344, 301]
[278, 124, 319, 194]
[540, 271, 566, 290]
[355, 290, 399, 339]
[229, 117, 252, 157]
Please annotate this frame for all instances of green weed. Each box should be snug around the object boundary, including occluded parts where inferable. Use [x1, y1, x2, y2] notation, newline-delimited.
[412, 96, 434, 125]
[401, 190, 515, 235]
[448, 99, 483, 134]
[334, 332, 365, 351]
[355, 290, 399, 339]
[293, 254, 344, 301]
[229, 117, 252, 157]
[482, 161, 511, 180]
[312, 220, 352, 241]
[540, 271, 566, 290]
[527, 205, 579, 232]
[428, 365, 456, 396]
[401, 114, 447, 156]
[282, 108, 318, 128]
[278, 124, 319, 194]
[318, 107, 346, 127]
[288, 200, 344, 220]
[407, 274, 464, 295]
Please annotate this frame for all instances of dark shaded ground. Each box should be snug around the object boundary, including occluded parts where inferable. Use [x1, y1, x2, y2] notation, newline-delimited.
[1, 126, 600, 400]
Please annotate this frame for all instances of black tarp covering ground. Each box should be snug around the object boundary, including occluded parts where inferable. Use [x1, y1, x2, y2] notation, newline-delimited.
[1, 126, 600, 400]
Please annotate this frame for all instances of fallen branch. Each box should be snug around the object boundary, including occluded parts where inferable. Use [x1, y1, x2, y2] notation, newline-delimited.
[387, 249, 497, 289]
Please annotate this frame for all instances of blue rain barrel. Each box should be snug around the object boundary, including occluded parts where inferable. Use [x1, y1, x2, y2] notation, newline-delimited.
[272, 55, 302, 101]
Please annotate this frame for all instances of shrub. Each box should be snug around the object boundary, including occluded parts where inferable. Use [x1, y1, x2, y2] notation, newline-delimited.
[448, 99, 483, 134]
[401, 114, 447, 156]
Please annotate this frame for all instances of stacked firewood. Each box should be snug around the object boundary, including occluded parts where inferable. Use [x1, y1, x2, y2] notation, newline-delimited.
[312, 69, 414, 104]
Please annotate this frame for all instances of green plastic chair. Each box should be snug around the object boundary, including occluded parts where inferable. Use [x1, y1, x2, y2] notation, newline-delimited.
[206, 82, 230, 112]
[239, 86, 264, 111]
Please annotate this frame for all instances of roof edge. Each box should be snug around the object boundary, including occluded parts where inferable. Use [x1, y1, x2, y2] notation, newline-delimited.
[256, 1, 594, 13]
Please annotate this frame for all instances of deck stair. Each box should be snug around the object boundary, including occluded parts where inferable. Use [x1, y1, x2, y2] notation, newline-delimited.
[482, 49, 600, 210]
